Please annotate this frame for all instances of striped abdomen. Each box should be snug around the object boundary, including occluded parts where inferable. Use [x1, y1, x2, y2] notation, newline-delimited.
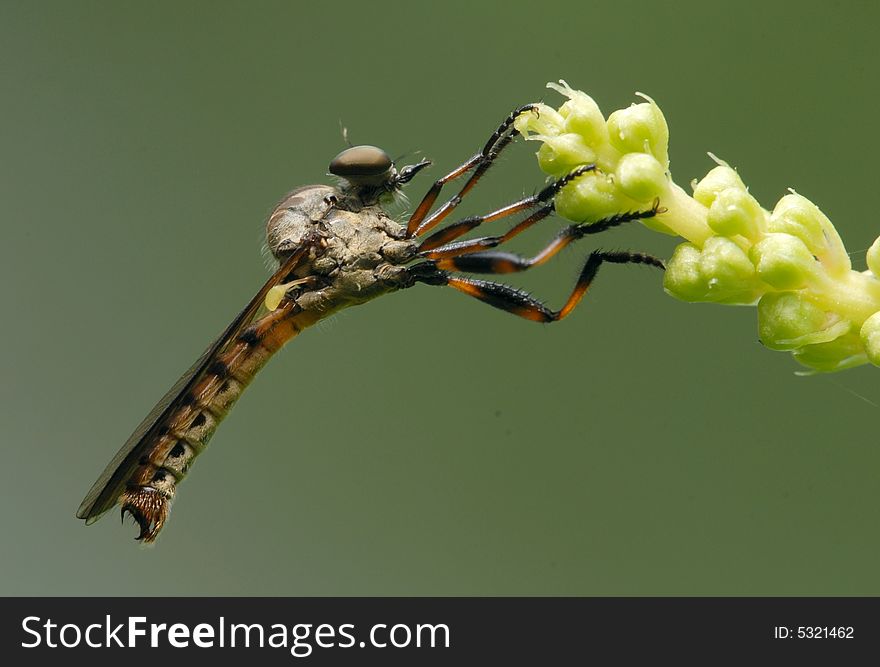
[121, 302, 317, 542]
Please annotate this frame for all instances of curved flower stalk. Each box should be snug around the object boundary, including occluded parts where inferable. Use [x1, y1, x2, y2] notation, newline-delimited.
[515, 81, 880, 373]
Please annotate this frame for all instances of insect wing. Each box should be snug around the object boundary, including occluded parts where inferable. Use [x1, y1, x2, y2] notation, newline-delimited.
[76, 246, 311, 523]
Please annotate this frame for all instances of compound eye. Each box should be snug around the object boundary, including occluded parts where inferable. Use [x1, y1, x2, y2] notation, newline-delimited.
[329, 145, 392, 178]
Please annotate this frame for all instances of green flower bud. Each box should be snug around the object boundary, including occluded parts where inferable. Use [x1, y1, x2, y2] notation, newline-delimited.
[616, 153, 667, 203]
[692, 166, 745, 208]
[750, 233, 820, 290]
[792, 331, 866, 374]
[606, 97, 669, 167]
[535, 134, 596, 178]
[546, 82, 609, 146]
[859, 311, 880, 366]
[866, 236, 880, 279]
[513, 103, 564, 138]
[757, 292, 849, 350]
[769, 194, 850, 275]
[664, 239, 761, 304]
[697, 236, 762, 303]
[663, 242, 708, 301]
[553, 171, 621, 222]
[706, 187, 764, 240]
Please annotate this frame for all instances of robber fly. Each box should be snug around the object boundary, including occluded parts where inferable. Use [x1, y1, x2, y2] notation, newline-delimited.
[76, 105, 664, 542]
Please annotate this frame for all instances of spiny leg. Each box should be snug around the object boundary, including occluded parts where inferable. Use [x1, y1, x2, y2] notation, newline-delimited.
[432, 199, 664, 273]
[411, 250, 664, 323]
[419, 207, 555, 259]
[410, 131, 516, 238]
[406, 104, 539, 238]
[417, 165, 598, 253]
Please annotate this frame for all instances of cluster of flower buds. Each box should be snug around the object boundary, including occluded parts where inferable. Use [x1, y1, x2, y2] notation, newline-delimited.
[515, 81, 880, 373]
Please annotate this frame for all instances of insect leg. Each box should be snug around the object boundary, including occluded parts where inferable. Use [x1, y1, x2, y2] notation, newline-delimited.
[430, 199, 664, 273]
[411, 250, 664, 323]
[416, 165, 599, 254]
[405, 104, 539, 238]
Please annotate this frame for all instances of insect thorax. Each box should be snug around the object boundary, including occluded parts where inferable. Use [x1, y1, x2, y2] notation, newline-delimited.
[266, 185, 417, 314]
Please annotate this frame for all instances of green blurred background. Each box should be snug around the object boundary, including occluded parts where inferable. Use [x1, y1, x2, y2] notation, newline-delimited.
[3, 0, 880, 595]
